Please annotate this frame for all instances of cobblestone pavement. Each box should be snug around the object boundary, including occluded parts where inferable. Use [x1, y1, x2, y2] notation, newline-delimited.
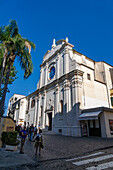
[1, 134, 113, 169]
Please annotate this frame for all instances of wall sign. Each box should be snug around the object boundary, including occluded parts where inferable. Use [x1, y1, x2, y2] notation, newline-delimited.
[109, 120, 113, 135]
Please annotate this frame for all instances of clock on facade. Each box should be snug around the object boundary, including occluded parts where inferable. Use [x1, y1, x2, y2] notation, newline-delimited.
[49, 66, 55, 80]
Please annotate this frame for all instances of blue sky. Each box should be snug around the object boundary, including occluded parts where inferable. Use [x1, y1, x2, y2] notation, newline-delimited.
[1, 0, 113, 114]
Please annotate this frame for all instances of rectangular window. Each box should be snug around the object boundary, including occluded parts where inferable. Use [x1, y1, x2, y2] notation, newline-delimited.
[87, 73, 91, 80]
[89, 120, 93, 128]
[111, 97, 113, 107]
[95, 120, 99, 128]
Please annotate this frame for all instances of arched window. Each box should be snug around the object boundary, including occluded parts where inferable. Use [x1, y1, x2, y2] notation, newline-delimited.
[60, 100, 63, 113]
[31, 99, 35, 108]
[49, 66, 55, 80]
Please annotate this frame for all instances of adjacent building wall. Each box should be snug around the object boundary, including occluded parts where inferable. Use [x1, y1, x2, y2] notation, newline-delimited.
[104, 111, 113, 138]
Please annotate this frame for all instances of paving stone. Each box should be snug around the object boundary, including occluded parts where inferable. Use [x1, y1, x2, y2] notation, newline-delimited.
[0, 134, 113, 169]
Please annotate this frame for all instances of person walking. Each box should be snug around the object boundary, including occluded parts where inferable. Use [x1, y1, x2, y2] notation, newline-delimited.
[33, 126, 37, 138]
[38, 121, 40, 131]
[30, 124, 34, 141]
[26, 124, 30, 139]
[20, 126, 27, 154]
[34, 129, 43, 155]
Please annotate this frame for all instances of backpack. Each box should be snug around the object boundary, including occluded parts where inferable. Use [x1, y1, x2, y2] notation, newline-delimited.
[30, 126, 34, 132]
[19, 130, 22, 136]
[35, 135, 39, 141]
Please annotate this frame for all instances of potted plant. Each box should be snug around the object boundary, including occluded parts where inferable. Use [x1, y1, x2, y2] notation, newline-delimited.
[1, 131, 19, 151]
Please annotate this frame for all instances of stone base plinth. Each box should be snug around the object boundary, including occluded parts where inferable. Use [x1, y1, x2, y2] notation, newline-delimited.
[5, 145, 17, 151]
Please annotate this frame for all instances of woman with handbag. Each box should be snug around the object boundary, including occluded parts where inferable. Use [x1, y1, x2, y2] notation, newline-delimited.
[20, 126, 28, 154]
[34, 129, 43, 155]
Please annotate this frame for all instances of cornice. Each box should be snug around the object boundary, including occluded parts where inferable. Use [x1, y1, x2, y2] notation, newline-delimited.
[45, 106, 53, 112]
[79, 63, 94, 71]
[26, 89, 39, 99]
[39, 69, 84, 93]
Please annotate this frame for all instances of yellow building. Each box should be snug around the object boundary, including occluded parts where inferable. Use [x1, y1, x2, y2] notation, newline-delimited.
[0, 117, 15, 147]
[110, 89, 113, 108]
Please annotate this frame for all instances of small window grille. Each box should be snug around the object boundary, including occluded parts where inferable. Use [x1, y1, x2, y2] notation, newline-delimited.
[87, 73, 91, 80]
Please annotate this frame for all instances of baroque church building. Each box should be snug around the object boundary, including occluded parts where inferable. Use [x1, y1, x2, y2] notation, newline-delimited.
[7, 38, 113, 138]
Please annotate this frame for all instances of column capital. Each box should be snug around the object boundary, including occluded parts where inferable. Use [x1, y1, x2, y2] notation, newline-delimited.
[71, 75, 83, 87]
[63, 80, 70, 90]
[46, 62, 48, 68]
[75, 75, 83, 86]
[43, 90, 46, 98]
[56, 53, 59, 61]
[55, 84, 59, 94]
[35, 96, 38, 101]
[38, 93, 41, 100]
[63, 46, 68, 54]
[71, 76, 76, 83]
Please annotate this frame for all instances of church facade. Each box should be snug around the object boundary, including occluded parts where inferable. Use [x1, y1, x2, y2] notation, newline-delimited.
[8, 38, 113, 137]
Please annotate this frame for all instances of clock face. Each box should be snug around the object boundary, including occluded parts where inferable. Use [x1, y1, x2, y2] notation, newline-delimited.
[49, 66, 55, 80]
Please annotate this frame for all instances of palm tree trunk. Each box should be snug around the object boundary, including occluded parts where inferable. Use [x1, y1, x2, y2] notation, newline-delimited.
[0, 61, 12, 116]
[0, 48, 8, 89]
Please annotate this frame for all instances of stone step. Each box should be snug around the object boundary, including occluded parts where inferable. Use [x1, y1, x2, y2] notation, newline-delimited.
[43, 131, 56, 135]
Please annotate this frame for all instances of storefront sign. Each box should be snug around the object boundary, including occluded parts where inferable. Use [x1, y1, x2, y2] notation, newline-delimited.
[7, 127, 14, 132]
[109, 120, 113, 135]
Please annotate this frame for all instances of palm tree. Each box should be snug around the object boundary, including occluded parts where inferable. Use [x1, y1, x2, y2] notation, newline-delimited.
[0, 20, 35, 115]
[0, 61, 18, 115]
[0, 20, 18, 88]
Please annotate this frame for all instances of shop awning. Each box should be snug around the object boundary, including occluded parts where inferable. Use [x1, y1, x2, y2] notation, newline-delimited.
[78, 111, 101, 120]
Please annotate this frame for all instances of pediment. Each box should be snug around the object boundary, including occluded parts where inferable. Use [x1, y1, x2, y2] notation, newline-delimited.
[43, 43, 63, 62]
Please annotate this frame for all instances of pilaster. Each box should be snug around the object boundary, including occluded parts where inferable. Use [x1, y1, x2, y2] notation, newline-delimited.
[63, 46, 69, 74]
[39, 68, 43, 88]
[63, 79, 70, 113]
[36, 94, 41, 128]
[68, 82, 71, 112]
[34, 96, 38, 126]
[45, 62, 48, 85]
[71, 76, 77, 107]
[54, 84, 59, 114]
[56, 53, 59, 79]
[75, 74, 83, 109]
[42, 90, 46, 129]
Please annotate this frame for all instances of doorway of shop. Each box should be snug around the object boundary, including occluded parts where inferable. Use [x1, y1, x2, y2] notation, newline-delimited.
[88, 119, 101, 137]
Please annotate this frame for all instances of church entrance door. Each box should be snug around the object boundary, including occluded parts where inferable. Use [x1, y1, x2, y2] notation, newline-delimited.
[48, 112, 52, 131]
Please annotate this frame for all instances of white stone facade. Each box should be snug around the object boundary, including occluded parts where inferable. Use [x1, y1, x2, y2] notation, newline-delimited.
[26, 38, 113, 137]
[7, 38, 113, 137]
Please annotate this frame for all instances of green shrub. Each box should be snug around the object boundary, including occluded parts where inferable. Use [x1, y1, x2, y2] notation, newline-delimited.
[1, 131, 19, 146]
